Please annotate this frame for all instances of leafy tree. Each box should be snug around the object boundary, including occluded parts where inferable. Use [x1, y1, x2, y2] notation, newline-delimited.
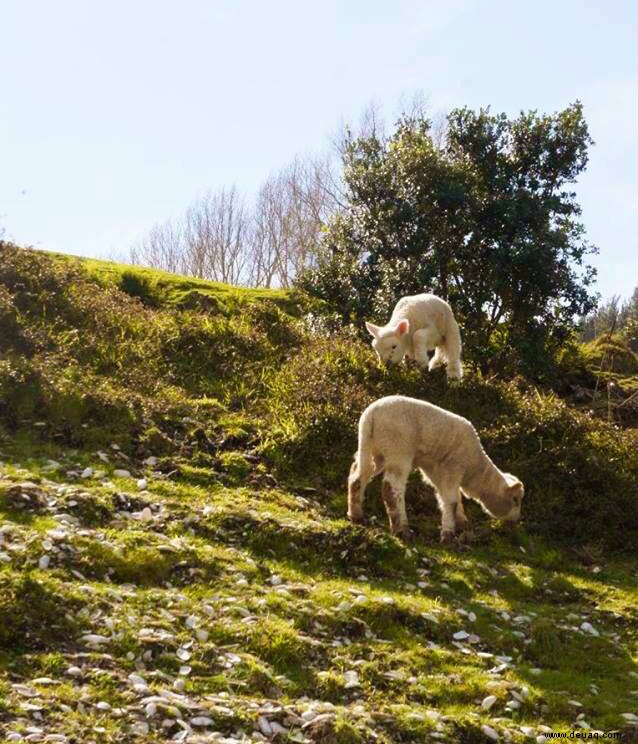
[579, 295, 626, 341]
[580, 287, 638, 351]
[300, 102, 598, 378]
[625, 287, 638, 350]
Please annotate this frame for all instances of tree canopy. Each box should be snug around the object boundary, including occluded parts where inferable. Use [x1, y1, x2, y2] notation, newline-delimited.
[300, 102, 598, 378]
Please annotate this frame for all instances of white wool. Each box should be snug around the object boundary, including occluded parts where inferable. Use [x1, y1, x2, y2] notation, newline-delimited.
[347, 396, 523, 541]
[365, 293, 463, 380]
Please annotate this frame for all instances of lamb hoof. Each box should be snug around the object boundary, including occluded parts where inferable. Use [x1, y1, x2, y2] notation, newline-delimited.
[440, 530, 455, 544]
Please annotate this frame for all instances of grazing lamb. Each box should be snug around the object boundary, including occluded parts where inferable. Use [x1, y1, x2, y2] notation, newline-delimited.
[347, 395, 523, 542]
[365, 293, 463, 380]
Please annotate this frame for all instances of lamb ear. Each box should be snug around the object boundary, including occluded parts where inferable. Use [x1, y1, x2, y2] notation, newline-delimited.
[395, 319, 410, 336]
[507, 481, 524, 497]
[365, 321, 382, 338]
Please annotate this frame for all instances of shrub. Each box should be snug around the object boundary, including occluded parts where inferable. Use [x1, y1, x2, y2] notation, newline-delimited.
[2, 244, 636, 552]
[582, 334, 638, 376]
[263, 334, 638, 550]
[0, 244, 300, 448]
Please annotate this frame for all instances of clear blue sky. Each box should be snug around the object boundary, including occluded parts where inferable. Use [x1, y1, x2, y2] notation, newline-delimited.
[1, 0, 636, 299]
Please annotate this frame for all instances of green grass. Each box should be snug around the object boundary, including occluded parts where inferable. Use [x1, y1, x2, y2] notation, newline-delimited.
[0, 446, 636, 741]
[65, 252, 304, 314]
[1, 244, 637, 742]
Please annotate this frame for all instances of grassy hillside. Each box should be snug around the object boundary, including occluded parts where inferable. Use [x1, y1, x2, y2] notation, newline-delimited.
[1, 244, 637, 743]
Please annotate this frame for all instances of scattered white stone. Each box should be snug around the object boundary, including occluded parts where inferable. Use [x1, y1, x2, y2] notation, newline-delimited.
[257, 716, 273, 736]
[139, 507, 153, 522]
[269, 575, 282, 586]
[453, 630, 469, 640]
[12, 684, 38, 697]
[137, 478, 148, 491]
[336, 601, 352, 613]
[196, 629, 209, 642]
[580, 622, 600, 637]
[38, 554, 50, 570]
[66, 666, 82, 677]
[130, 721, 150, 735]
[80, 467, 93, 479]
[176, 648, 191, 661]
[270, 721, 288, 735]
[144, 456, 159, 466]
[344, 671, 361, 688]
[481, 695, 498, 710]
[422, 612, 439, 624]
[481, 724, 499, 740]
[113, 469, 131, 478]
[96, 701, 111, 711]
[621, 713, 638, 723]
[406, 713, 426, 722]
[79, 634, 110, 645]
[188, 716, 213, 727]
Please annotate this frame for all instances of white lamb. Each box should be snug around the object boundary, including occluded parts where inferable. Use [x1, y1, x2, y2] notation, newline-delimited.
[365, 293, 463, 380]
[347, 395, 524, 542]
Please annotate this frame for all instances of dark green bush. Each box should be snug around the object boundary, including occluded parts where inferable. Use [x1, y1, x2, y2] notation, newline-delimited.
[263, 334, 638, 550]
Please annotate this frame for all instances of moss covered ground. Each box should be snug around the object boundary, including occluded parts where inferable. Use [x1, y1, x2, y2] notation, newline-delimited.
[0, 244, 636, 743]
